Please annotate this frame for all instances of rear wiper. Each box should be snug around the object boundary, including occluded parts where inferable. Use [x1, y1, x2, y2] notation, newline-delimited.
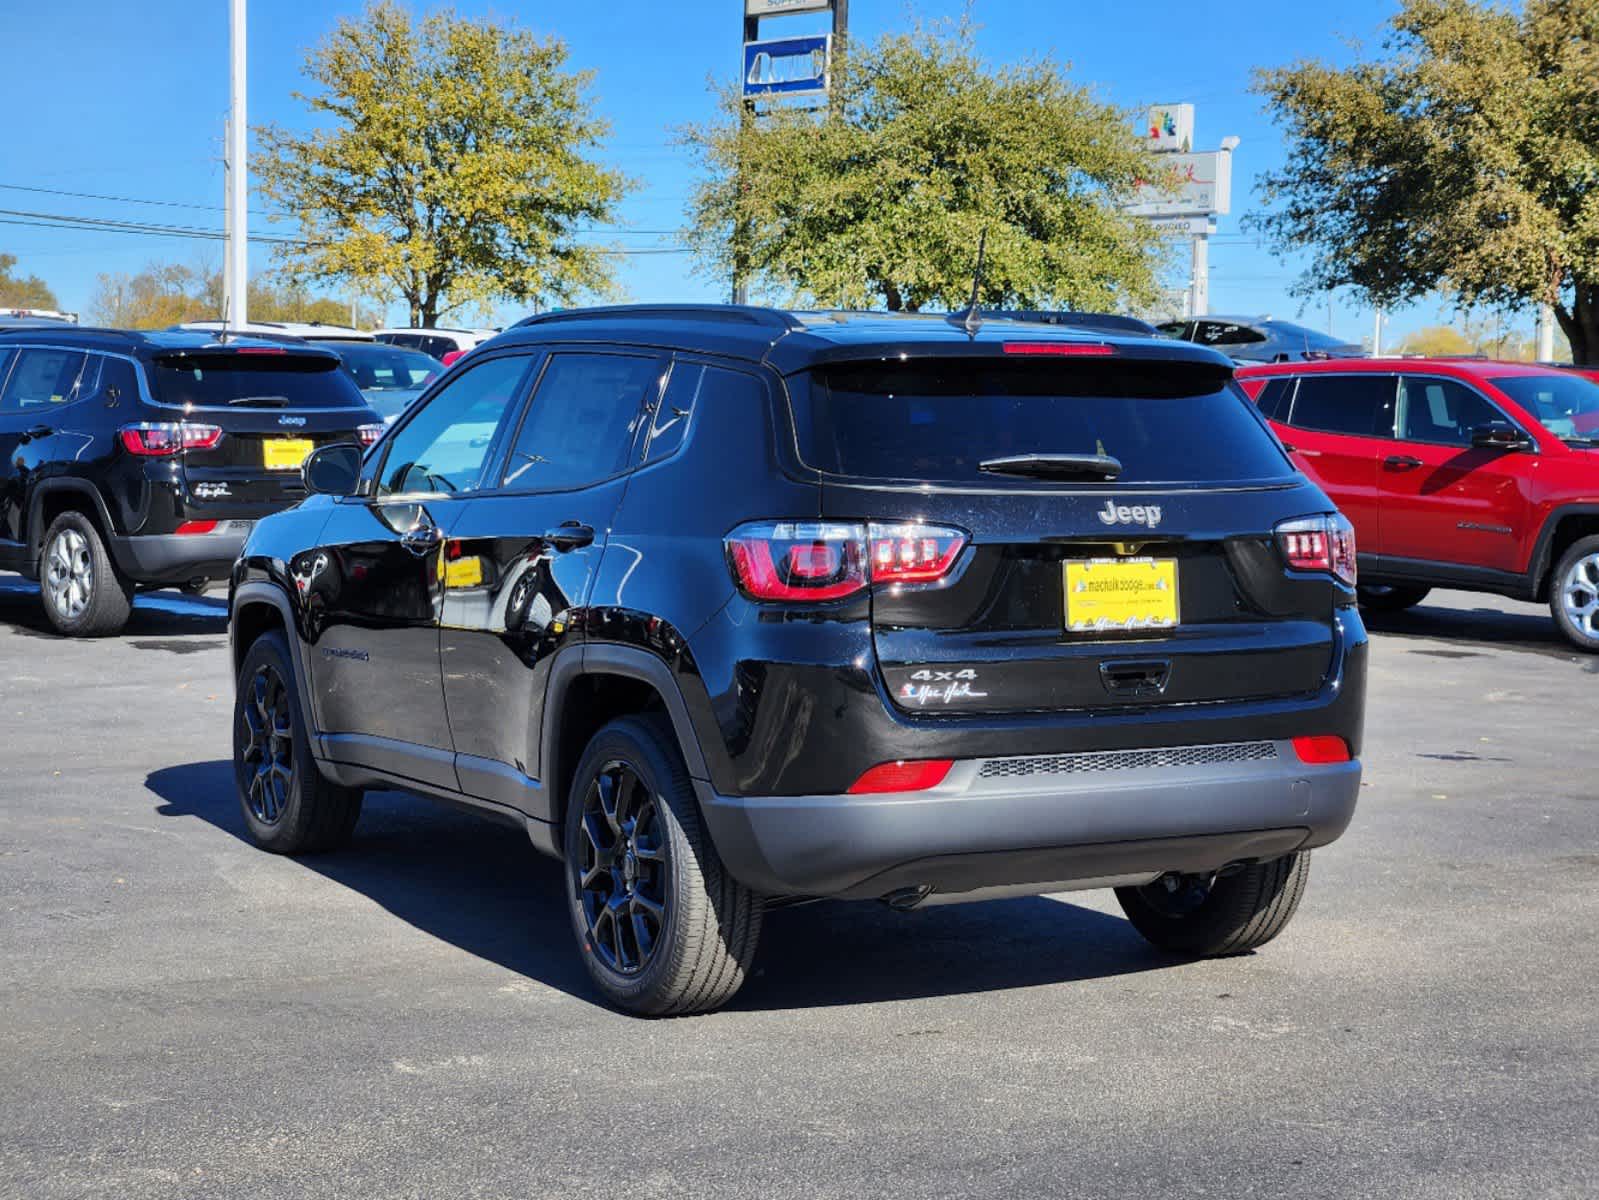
[227, 395, 290, 407]
[978, 452, 1123, 480]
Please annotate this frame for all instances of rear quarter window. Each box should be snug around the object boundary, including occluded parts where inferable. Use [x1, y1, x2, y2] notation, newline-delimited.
[791, 359, 1294, 485]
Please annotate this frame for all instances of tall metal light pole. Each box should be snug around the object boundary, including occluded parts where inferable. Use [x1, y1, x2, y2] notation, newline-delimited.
[226, 0, 249, 328]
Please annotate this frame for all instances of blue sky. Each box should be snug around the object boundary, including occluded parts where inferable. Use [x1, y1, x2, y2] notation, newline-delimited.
[0, 0, 1484, 343]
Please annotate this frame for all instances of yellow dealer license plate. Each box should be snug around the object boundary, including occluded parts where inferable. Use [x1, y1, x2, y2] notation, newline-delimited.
[1064, 558, 1179, 633]
[263, 438, 314, 470]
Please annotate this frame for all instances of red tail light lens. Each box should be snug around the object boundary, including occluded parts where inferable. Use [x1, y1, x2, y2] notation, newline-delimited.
[1291, 735, 1351, 764]
[441, 349, 467, 368]
[847, 759, 954, 794]
[1275, 513, 1356, 586]
[118, 423, 224, 456]
[1002, 342, 1115, 357]
[725, 522, 868, 601]
[725, 521, 968, 601]
[357, 423, 383, 447]
[868, 523, 967, 584]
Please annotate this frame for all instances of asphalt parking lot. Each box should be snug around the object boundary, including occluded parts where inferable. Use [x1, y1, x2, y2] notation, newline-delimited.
[1, 578, 1595, 1199]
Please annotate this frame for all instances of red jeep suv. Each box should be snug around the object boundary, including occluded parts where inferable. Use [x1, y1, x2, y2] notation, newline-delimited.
[1237, 358, 1599, 651]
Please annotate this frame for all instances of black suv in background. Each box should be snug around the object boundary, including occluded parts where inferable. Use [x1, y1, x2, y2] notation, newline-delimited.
[229, 306, 1367, 1015]
[0, 328, 380, 635]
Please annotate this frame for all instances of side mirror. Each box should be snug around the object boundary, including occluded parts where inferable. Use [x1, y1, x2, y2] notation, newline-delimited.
[1469, 422, 1530, 451]
[302, 442, 364, 496]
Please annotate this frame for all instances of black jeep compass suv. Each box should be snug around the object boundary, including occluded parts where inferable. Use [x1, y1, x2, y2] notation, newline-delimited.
[0, 327, 380, 635]
[228, 306, 1367, 1015]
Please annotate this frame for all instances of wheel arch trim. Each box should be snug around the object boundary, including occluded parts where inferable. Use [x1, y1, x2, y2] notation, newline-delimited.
[28, 479, 119, 570]
[230, 581, 324, 756]
[1529, 503, 1599, 601]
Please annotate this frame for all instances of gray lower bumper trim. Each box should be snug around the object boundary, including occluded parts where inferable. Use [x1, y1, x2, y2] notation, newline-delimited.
[111, 532, 246, 583]
[696, 747, 1360, 899]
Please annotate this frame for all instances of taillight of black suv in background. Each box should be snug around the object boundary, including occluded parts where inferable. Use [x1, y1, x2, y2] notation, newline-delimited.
[0, 328, 380, 636]
[228, 306, 1367, 1016]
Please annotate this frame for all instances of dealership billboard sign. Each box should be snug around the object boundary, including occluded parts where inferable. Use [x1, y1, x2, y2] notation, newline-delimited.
[745, 0, 831, 13]
[743, 34, 832, 99]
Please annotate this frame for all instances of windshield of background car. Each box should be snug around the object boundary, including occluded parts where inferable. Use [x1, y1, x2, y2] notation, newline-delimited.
[149, 353, 368, 409]
[1489, 373, 1599, 438]
[792, 358, 1294, 485]
[320, 342, 441, 392]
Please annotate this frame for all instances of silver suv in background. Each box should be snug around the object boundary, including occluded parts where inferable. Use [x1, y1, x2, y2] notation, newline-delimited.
[1158, 315, 1365, 364]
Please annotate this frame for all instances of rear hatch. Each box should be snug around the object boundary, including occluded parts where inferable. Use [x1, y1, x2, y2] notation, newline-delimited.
[791, 353, 1347, 714]
[147, 345, 378, 508]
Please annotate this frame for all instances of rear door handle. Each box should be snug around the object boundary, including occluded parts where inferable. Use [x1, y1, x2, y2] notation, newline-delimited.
[1383, 455, 1423, 470]
[401, 522, 444, 555]
[544, 522, 594, 552]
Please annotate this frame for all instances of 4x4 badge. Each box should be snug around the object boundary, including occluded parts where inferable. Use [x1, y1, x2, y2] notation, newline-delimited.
[1098, 500, 1162, 528]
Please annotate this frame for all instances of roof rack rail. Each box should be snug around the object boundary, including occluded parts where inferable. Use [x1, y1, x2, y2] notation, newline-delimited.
[514, 304, 804, 332]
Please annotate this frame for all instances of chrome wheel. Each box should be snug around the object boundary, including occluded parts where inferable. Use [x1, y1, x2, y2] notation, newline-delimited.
[1560, 552, 1599, 643]
[239, 664, 295, 824]
[44, 527, 93, 620]
[573, 760, 668, 976]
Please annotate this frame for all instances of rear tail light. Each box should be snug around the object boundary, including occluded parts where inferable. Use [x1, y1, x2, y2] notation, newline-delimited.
[1291, 735, 1351, 764]
[847, 759, 954, 794]
[118, 422, 224, 456]
[175, 520, 219, 535]
[357, 423, 383, 447]
[725, 521, 968, 601]
[441, 349, 467, 368]
[1275, 513, 1356, 586]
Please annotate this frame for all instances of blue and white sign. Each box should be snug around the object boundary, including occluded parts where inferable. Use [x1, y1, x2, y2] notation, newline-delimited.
[743, 34, 831, 99]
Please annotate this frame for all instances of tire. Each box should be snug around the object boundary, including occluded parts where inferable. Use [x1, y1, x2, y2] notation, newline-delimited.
[1356, 584, 1430, 612]
[37, 511, 134, 637]
[233, 630, 363, 854]
[563, 714, 763, 1016]
[1549, 534, 1599, 653]
[1115, 852, 1311, 957]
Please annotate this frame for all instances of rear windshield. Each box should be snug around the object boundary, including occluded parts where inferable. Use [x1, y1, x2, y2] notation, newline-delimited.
[792, 359, 1293, 485]
[149, 353, 368, 409]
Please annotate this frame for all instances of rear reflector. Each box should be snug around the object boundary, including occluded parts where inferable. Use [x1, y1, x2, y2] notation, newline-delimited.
[175, 520, 219, 535]
[1002, 342, 1115, 357]
[847, 759, 954, 794]
[1291, 736, 1351, 764]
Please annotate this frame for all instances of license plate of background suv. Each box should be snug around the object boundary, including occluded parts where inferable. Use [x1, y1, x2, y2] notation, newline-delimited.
[262, 438, 314, 470]
[1064, 558, 1179, 633]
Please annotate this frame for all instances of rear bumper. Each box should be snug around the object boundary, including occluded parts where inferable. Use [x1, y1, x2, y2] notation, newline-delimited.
[696, 741, 1360, 899]
[111, 528, 248, 584]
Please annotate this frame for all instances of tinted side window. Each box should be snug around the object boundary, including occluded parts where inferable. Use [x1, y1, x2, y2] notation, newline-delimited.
[1286, 375, 1395, 437]
[502, 353, 661, 491]
[641, 361, 709, 465]
[1398, 376, 1505, 446]
[1255, 378, 1295, 421]
[377, 355, 532, 497]
[0, 348, 87, 412]
[99, 356, 140, 403]
[1195, 321, 1266, 347]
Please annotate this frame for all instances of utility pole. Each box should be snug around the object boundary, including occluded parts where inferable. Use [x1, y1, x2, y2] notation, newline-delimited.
[732, 8, 759, 307]
[222, 114, 235, 317]
[1536, 303, 1556, 361]
[1372, 307, 1384, 356]
[1189, 234, 1209, 319]
[225, 0, 249, 329]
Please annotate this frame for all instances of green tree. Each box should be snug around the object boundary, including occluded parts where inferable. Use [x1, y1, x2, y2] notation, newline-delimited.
[1252, 0, 1599, 363]
[0, 253, 61, 310]
[680, 20, 1165, 312]
[258, 1, 630, 327]
[1396, 325, 1476, 357]
[88, 260, 374, 330]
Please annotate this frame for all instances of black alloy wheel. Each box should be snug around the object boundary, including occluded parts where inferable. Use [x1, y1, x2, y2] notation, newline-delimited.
[573, 760, 669, 975]
[239, 663, 296, 825]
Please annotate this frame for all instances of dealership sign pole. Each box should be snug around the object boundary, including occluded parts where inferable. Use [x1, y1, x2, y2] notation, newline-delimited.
[734, 0, 845, 304]
[226, 0, 249, 329]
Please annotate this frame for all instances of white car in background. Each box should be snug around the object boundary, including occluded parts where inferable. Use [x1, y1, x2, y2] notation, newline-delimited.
[371, 326, 497, 364]
[175, 319, 374, 343]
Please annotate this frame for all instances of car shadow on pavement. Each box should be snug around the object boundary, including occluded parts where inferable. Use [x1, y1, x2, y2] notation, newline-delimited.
[147, 759, 1177, 1013]
[1360, 600, 1571, 659]
[0, 577, 228, 639]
